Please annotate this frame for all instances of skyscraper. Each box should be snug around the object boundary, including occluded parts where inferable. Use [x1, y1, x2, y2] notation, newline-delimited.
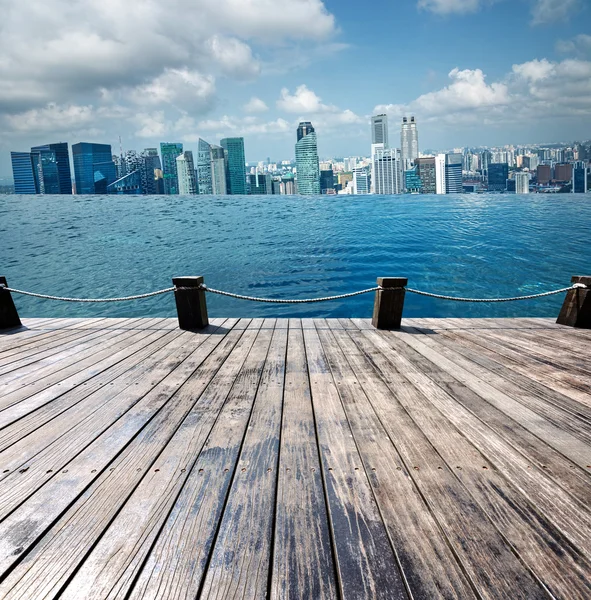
[371, 114, 389, 147]
[445, 153, 463, 194]
[295, 122, 320, 195]
[210, 145, 227, 195]
[572, 162, 587, 193]
[220, 138, 247, 195]
[10, 152, 37, 194]
[415, 157, 437, 194]
[372, 147, 402, 194]
[435, 154, 446, 194]
[297, 122, 316, 142]
[30, 143, 72, 194]
[140, 148, 162, 195]
[72, 143, 117, 194]
[353, 167, 371, 194]
[320, 169, 335, 194]
[400, 117, 419, 171]
[176, 151, 197, 194]
[487, 163, 508, 192]
[515, 172, 530, 194]
[194, 139, 213, 194]
[160, 143, 183, 195]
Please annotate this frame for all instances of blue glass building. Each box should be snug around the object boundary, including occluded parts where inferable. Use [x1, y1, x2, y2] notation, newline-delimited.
[10, 152, 37, 194]
[295, 122, 320, 195]
[573, 163, 588, 193]
[445, 153, 463, 194]
[488, 163, 509, 192]
[31, 143, 72, 194]
[404, 166, 423, 193]
[160, 143, 183, 195]
[72, 143, 117, 194]
[220, 138, 247, 195]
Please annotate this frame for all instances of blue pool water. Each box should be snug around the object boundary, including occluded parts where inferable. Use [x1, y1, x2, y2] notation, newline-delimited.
[1, 194, 589, 320]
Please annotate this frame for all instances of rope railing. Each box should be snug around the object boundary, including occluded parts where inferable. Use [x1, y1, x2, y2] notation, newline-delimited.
[0, 282, 586, 304]
[2, 277, 588, 331]
[0, 284, 175, 303]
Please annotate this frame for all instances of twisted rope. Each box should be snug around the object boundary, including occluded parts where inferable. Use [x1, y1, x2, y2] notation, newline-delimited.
[1, 282, 585, 305]
[405, 284, 585, 303]
[0, 284, 175, 303]
[198, 284, 380, 304]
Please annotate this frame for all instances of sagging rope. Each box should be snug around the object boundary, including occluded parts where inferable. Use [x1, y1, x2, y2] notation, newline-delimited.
[1, 283, 586, 305]
[0, 284, 175, 303]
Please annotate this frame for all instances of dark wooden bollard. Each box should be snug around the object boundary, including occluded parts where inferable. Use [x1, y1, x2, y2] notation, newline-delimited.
[0, 277, 22, 330]
[172, 276, 209, 330]
[557, 276, 591, 329]
[372, 277, 408, 330]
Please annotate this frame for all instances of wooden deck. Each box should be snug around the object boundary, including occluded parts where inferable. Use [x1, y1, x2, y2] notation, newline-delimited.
[0, 317, 590, 599]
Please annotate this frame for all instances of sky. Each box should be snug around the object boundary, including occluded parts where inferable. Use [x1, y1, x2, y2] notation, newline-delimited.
[0, 0, 590, 173]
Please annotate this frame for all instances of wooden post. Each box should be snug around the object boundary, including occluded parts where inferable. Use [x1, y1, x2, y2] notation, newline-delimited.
[172, 276, 209, 330]
[557, 276, 591, 329]
[372, 277, 408, 330]
[0, 277, 22, 330]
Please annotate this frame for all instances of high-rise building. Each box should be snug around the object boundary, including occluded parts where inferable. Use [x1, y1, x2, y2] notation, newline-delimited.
[373, 147, 402, 195]
[160, 143, 183, 195]
[353, 167, 370, 194]
[30, 143, 72, 194]
[435, 154, 446, 194]
[400, 117, 419, 171]
[445, 153, 463, 194]
[554, 163, 573, 183]
[297, 121, 316, 143]
[176, 151, 197, 194]
[320, 169, 335, 194]
[140, 148, 162, 195]
[536, 164, 552, 185]
[196, 139, 213, 194]
[487, 163, 509, 192]
[371, 115, 389, 147]
[572, 162, 588, 193]
[281, 174, 296, 195]
[515, 172, 530, 194]
[72, 142, 117, 194]
[404, 166, 422, 193]
[295, 122, 320, 195]
[249, 172, 272, 194]
[220, 137, 247, 195]
[210, 145, 227, 195]
[415, 157, 436, 194]
[10, 152, 37, 194]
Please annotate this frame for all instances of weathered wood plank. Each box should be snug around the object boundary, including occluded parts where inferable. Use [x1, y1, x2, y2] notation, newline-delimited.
[316, 321, 476, 599]
[269, 319, 338, 600]
[0, 320, 241, 578]
[199, 321, 287, 598]
[50, 321, 261, 600]
[303, 324, 408, 600]
[127, 322, 274, 600]
[355, 325, 591, 597]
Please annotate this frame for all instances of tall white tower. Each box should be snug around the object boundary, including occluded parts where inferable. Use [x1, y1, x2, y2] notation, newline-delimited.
[401, 116, 419, 171]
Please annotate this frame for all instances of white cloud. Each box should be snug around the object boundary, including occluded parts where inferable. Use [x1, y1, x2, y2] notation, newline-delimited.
[375, 67, 509, 121]
[530, 0, 580, 25]
[207, 36, 260, 79]
[417, 0, 483, 14]
[129, 69, 216, 111]
[277, 84, 335, 114]
[4, 103, 96, 133]
[243, 97, 269, 113]
[374, 58, 591, 129]
[555, 34, 591, 55]
[0, 0, 337, 153]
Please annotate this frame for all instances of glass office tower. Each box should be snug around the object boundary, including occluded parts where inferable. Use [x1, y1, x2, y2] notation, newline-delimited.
[220, 137, 247, 195]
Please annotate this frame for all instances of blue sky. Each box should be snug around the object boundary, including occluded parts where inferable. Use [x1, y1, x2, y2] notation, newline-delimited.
[0, 0, 590, 171]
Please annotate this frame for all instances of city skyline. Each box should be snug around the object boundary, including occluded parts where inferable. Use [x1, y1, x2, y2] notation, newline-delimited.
[0, 0, 590, 175]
